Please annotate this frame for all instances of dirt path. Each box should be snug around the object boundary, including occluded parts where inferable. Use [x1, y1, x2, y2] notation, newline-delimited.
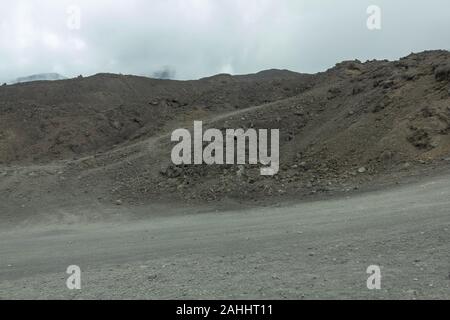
[77, 99, 280, 173]
[0, 173, 449, 299]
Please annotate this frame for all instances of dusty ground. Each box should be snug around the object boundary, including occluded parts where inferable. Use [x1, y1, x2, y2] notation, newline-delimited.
[0, 171, 449, 300]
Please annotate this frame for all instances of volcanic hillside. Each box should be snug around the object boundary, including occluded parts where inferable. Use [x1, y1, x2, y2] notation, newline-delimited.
[1, 50, 450, 213]
[0, 70, 312, 163]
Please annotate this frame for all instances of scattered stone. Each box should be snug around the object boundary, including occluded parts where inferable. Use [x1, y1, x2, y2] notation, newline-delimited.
[434, 64, 450, 81]
[406, 289, 418, 295]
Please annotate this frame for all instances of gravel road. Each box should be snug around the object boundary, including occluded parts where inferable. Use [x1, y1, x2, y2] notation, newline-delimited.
[0, 174, 449, 299]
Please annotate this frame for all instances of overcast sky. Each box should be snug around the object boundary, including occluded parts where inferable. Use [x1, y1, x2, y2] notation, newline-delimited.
[0, 0, 449, 83]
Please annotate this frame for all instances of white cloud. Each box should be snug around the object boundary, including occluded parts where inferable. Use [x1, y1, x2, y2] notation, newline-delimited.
[42, 32, 61, 49]
[0, 0, 449, 83]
